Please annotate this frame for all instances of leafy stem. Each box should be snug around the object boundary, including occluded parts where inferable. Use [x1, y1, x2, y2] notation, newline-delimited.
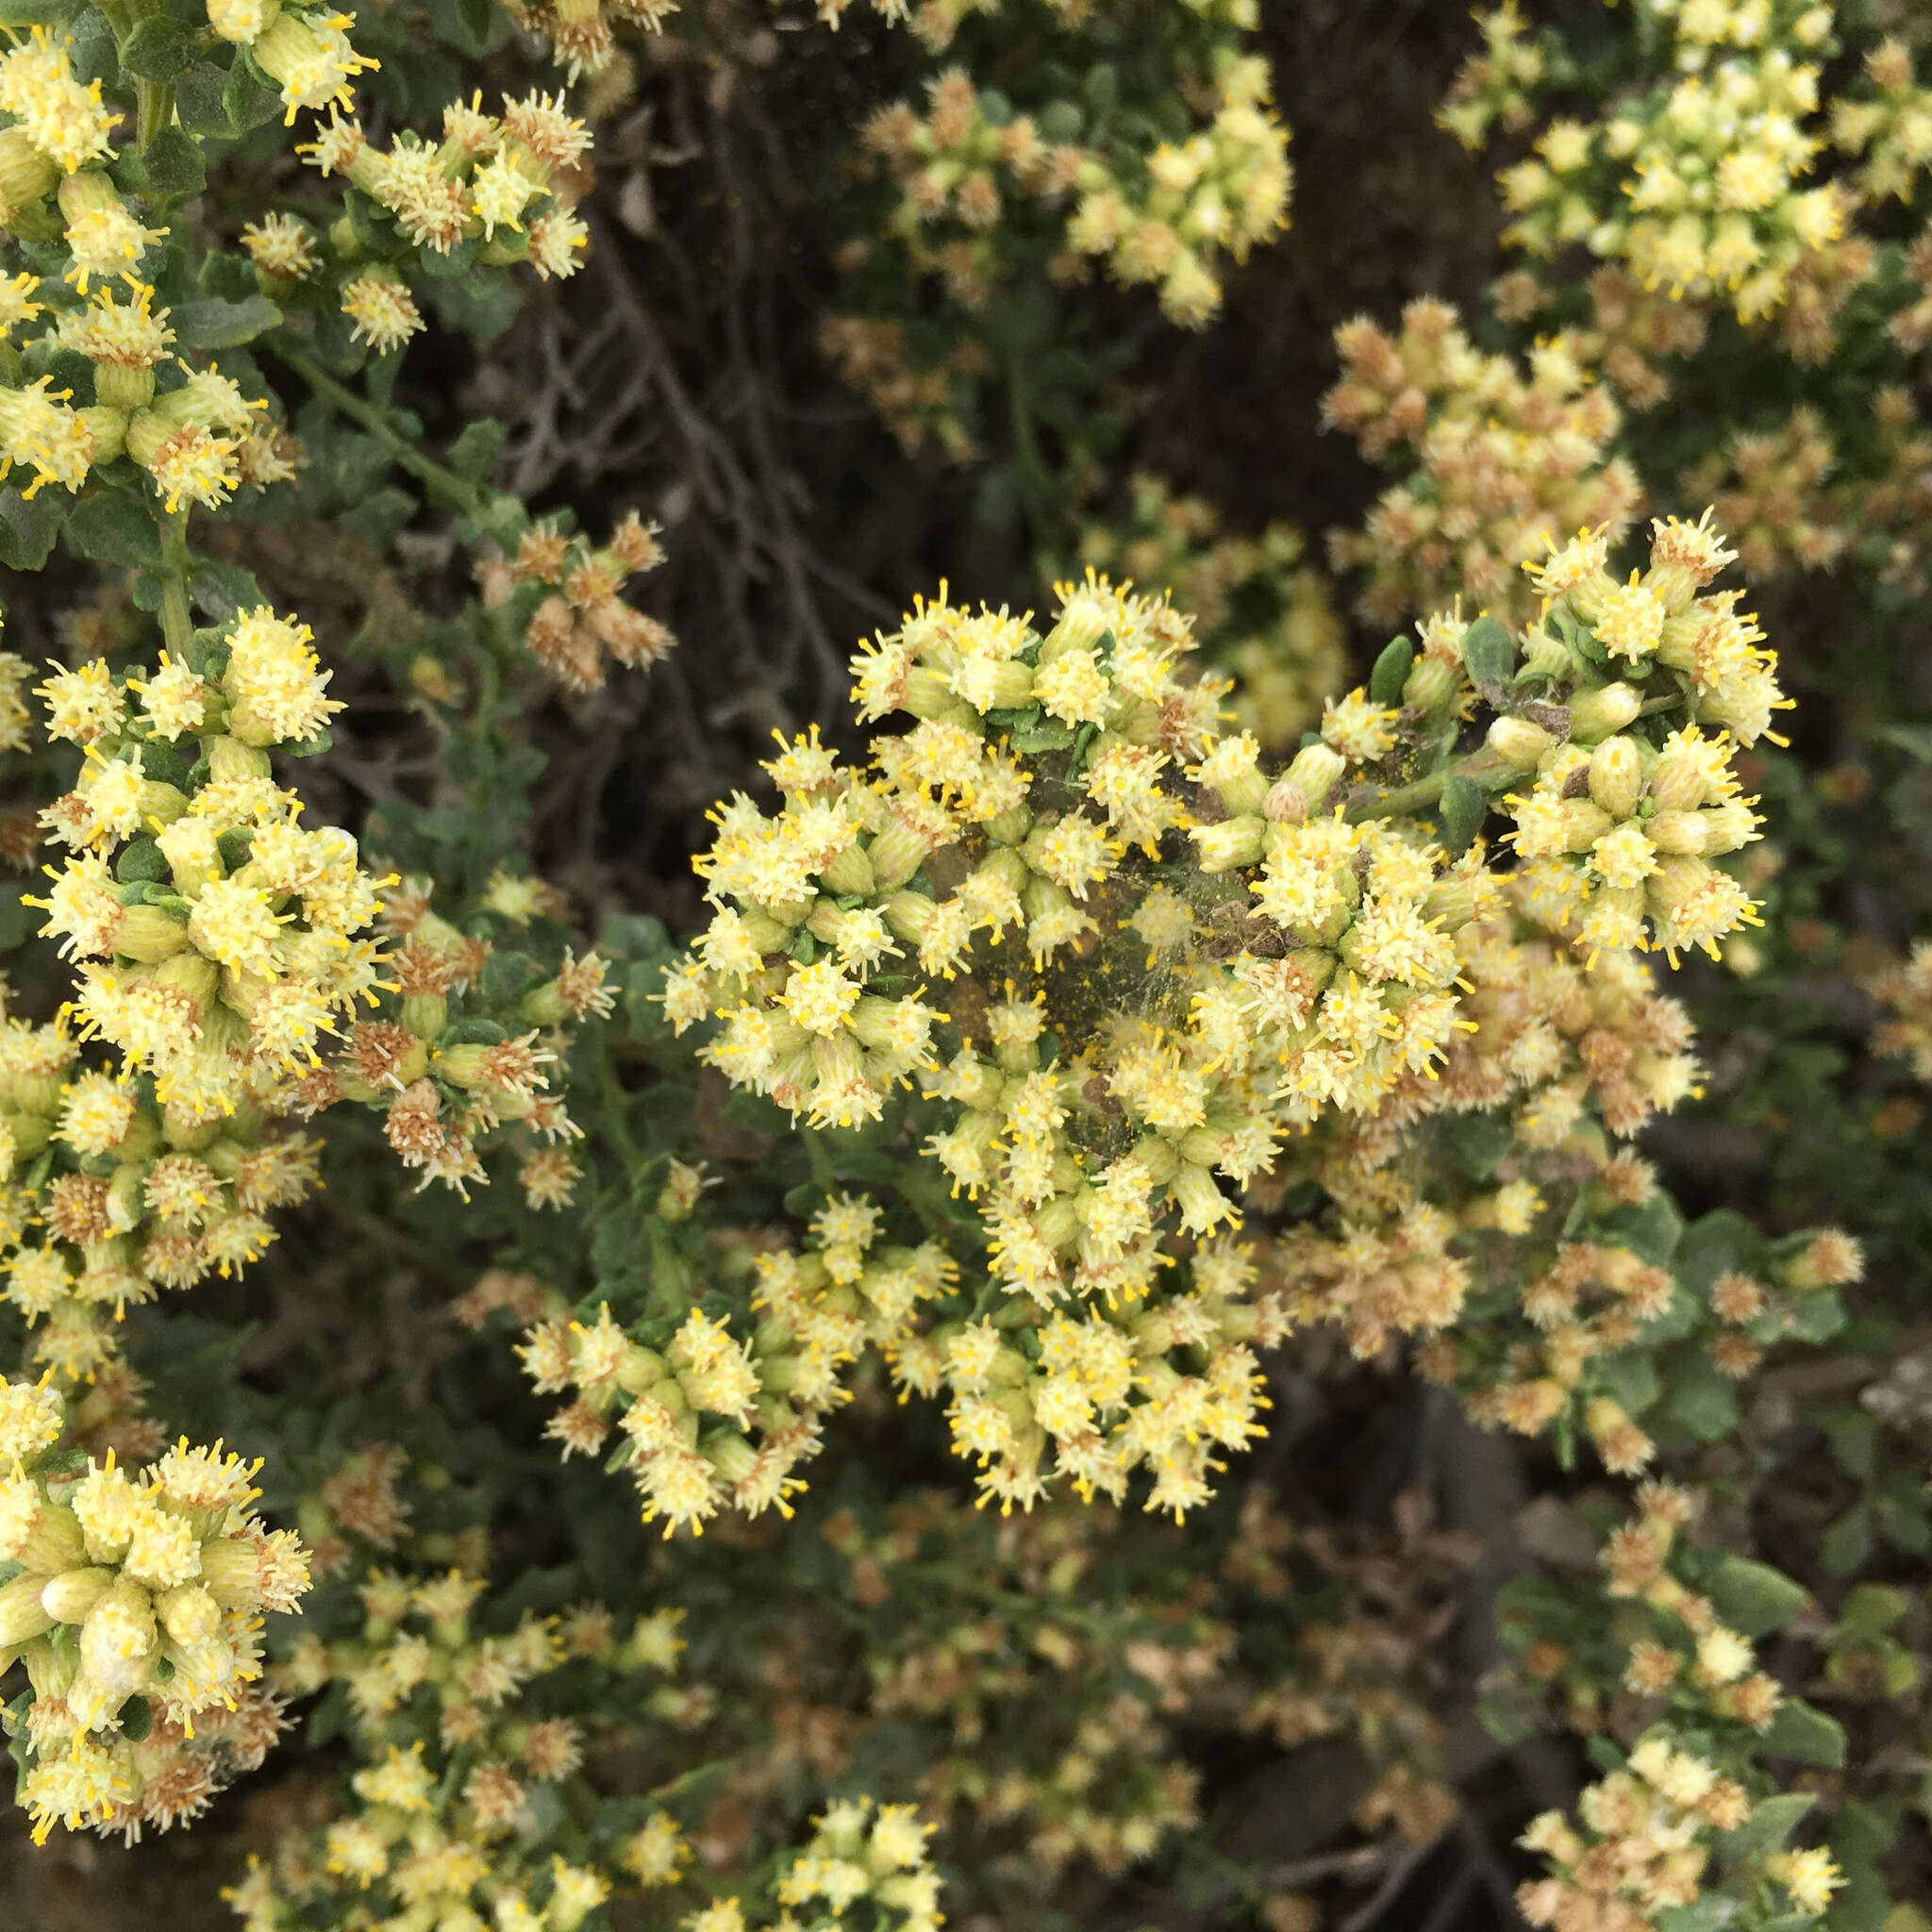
[157, 506, 193, 658]
[276, 345, 515, 536]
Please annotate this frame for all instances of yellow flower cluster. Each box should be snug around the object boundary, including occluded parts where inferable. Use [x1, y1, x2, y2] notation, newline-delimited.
[0, 26, 117, 211]
[515, 1284, 840, 1536]
[1435, 0, 1545, 150]
[815, 313, 985, 461]
[859, 66, 1086, 317]
[1323, 298, 1641, 625]
[1074, 473, 1345, 751]
[229, 1551, 946, 1932]
[0, 125, 301, 510]
[1498, 519, 1781, 960]
[476, 508, 675, 691]
[1868, 940, 1932, 1082]
[0, 615, 386, 1382]
[1517, 1485, 1846, 1929]
[297, 90, 592, 298]
[1455, 0, 1842, 323]
[232, 1571, 686, 1928]
[1681, 390, 1932, 590]
[0, 1377, 310, 1841]
[770, 1798, 943, 1932]
[1063, 51, 1291, 327]
[289, 877, 611, 1205]
[35, 613, 382, 1105]
[1828, 35, 1932, 203]
[851, 42, 1287, 330]
[1495, 265, 1709, 413]
[1518, 1730, 1757, 1926]
[625, 517, 1769, 1524]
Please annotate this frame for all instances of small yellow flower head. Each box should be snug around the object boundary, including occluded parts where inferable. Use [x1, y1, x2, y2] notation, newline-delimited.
[470, 148, 545, 237]
[57, 173, 164, 292]
[0, 378, 98, 498]
[252, 11, 378, 123]
[526, 208, 590, 280]
[351, 1741, 435, 1812]
[0, 30, 120, 174]
[58, 283, 174, 370]
[223, 607, 341, 746]
[341, 269, 424, 355]
[240, 211, 319, 280]
[1772, 1847, 1844, 1915]
[0, 1373, 63, 1459]
[207, 0, 275, 42]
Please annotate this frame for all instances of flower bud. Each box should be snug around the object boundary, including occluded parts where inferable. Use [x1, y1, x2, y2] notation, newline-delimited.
[868, 823, 931, 892]
[819, 841, 874, 897]
[1698, 802, 1758, 854]
[1190, 815, 1266, 874]
[116, 903, 192, 964]
[41, 1565, 116, 1624]
[1487, 717, 1557, 768]
[1568, 681, 1643, 743]
[0, 1571, 56, 1649]
[208, 737, 274, 785]
[156, 1582, 222, 1645]
[1281, 741, 1345, 811]
[878, 891, 938, 945]
[0, 128, 57, 225]
[1646, 749, 1708, 811]
[14, 1501, 86, 1577]
[1402, 655, 1457, 713]
[1517, 628, 1570, 680]
[1645, 809, 1707, 857]
[1588, 737, 1643, 820]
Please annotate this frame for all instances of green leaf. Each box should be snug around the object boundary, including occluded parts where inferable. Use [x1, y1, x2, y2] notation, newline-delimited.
[1440, 773, 1485, 854]
[1673, 1209, 1754, 1297]
[1665, 1352, 1740, 1443]
[114, 839, 168, 885]
[1787, 1289, 1846, 1343]
[67, 5, 116, 86]
[479, 950, 537, 1007]
[338, 486, 417, 549]
[171, 294, 281, 351]
[1369, 635, 1413, 708]
[1607, 1191, 1683, 1266]
[0, 487, 69, 571]
[1460, 613, 1514, 687]
[1717, 1791, 1814, 1859]
[188, 558, 264, 623]
[62, 491, 162, 569]
[122, 14, 204, 79]
[1594, 1352, 1660, 1419]
[1656, 1900, 1740, 1932]
[224, 57, 284, 133]
[118, 1694, 154, 1742]
[1763, 1698, 1847, 1769]
[1707, 1556, 1809, 1638]
[425, 0, 500, 56]
[1448, 1107, 1513, 1180]
[175, 60, 238, 138]
[141, 126, 207, 198]
[1821, 1505, 1873, 1579]
[0, 882, 38, 952]
[447, 418, 506, 482]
